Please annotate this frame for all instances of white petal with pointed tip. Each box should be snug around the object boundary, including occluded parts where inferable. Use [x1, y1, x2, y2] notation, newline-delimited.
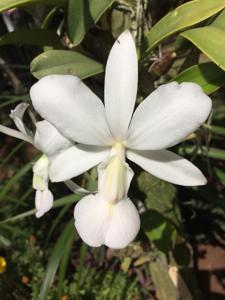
[127, 82, 212, 150]
[127, 149, 207, 186]
[10, 102, 30, 135]
[74, 194, 140, 248]
[35, 189, 53, 218]
[49, 144, 110, 182]
[34, 120, 72, 157]
[104, 31, 138, 141]
[30, 75, 113, 146]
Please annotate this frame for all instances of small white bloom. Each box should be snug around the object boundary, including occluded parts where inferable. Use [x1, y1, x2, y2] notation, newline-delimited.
[0, 104, 73, 217]
[30, 31, 212, 248]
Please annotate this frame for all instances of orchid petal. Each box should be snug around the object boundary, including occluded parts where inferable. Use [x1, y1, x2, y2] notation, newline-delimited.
[30, 75, 113, 146]
[35, 189, 53, 218]
[127, 82, 212, 150]
[127, 149, 207, 186]
[49, 144, 110, 182]
[64, 180, 92, 194]
[34, 120, 72, 157]
[104, 31, 138, 141]
[33, 155, 50, 190]
[10, 102, 30, 135]
[74, 194, 140, 248]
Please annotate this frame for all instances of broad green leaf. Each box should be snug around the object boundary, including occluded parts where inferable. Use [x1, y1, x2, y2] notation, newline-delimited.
[137, 172, 180, 225]
[141, 0, 225, 56]
[30, 49, 104, 79]
[211, 8, 225, 30]
[173, 63, 225, 94]
[0, 29, 62, 47]
[181, 26, 225, 71]
[39, 220, 74, 300]
[67, 0, 114, 46]
[142, 210, 177, 253]
[0, 0, 66, 12]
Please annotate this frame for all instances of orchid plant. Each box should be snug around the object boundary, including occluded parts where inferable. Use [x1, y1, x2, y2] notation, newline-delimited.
[25, 31, 211, 249]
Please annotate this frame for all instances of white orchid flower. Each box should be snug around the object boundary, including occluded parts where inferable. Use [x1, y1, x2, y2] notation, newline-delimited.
[30, 30, 212, 248]
[0, 103, 73, 217]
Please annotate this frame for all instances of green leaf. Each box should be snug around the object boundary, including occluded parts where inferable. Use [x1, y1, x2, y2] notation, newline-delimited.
[0, 193, 82, 224]
[173, 62, 225, 94]
[30, 49, 104, 79]
[179, 146, 225, 161]
[142, 210, 177, 253]
[67, 0, 114, 45]
[57, 230, 76, 299]
[0, 160, 33, 200]
[141, 0, 225, 56]
[181, 26, 225, 71]
[211, 8, 225, 30]
[137, 172, 180, 225]
[0, 29, 62, 47]
[214, 167, 225, 184]
[39, 220, 74, 300]
[0, 0, 66, 12]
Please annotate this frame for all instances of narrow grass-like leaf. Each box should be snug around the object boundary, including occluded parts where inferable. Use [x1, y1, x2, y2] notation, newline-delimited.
[39, 220, 74, 300]
[30, 50, 104, 79]
[0, 30, 62, 47]
[141, 0, 225, 56]
[173, 63, 225, 94]
[57, 231, 76, 299]
[45, 203, 72, 244]
[0, 161, 33, 200]
[181, 26, 225, 71]
[0, 141, 24, 167]
[0, 193, 81, 224]
[180, 146, 225, 161]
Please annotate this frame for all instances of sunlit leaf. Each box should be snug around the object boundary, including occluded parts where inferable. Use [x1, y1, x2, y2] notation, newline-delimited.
[181, 26, 225, 71]
[0, 29, 62, 47]
[30, 49, 104, 79]
[141, 0, 225, 56]
[67, 0, 114, 45]
[211, 8, 225, 30]
[0, 0, 66, 12]
[174, 63, 225, 94]
[142, 210, 177, 253]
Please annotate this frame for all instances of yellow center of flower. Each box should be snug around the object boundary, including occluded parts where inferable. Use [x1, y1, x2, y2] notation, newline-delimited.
[0, 256, 7, 274]
[100, 142, 126, 204]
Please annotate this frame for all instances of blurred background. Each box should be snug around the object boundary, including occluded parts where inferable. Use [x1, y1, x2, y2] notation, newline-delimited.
[0, 0, 225, 299]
